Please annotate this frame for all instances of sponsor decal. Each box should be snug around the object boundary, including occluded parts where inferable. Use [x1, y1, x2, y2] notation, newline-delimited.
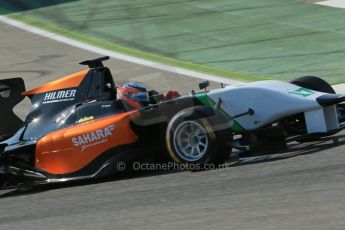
[43, 89, 76, 104]
[72, 124, 115, 151]
[77, 116, 94, 123]
[288, 87, 315, 97]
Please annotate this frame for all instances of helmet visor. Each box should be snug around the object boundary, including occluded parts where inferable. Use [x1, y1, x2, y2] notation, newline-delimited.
[127, 91, 149, 102]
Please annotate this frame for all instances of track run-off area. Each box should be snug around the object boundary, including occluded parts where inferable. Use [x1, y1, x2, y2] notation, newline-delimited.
[3, 0, 345, 83]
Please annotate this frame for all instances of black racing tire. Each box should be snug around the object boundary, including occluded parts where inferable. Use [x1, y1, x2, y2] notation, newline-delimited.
[290, 76, 335, 94]
[289, 76, 335, 142]
[166, 108, 232, 170]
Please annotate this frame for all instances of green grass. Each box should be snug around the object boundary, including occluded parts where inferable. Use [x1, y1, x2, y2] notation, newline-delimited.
[2, 0, 345, 83]
[6, 13, 268, 82]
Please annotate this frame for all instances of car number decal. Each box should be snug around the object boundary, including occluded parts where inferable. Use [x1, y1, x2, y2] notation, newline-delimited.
[288, 87, 316, 97]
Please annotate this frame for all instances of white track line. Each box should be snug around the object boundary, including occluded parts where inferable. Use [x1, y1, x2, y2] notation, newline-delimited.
[0, 15, 244, 85]
[316, 0, 345, 9]
[332, 83, 345, 94]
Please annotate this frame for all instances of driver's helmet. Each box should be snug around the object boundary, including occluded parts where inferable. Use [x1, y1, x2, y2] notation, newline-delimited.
[117, 81, 149, 109]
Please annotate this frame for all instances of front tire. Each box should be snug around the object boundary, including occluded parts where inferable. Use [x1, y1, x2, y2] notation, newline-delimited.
[290, 76, 335, 94]
[166, 109, 232, 169]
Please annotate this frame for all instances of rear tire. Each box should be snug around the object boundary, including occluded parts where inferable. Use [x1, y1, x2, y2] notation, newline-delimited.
[166, 108, 232, 170]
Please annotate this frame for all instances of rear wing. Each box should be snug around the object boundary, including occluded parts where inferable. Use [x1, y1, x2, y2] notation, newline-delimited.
[0, 56, 113, 142]
[0, 78, 25, 141]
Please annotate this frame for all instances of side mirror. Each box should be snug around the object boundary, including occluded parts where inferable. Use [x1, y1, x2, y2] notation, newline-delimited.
[148, 90, 164, 104]
[199, 80, 209, 91]
[152, 93, 164, 101]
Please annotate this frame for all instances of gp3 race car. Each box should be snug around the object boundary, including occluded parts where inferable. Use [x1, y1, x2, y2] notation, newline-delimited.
[1, 56, 345, 188]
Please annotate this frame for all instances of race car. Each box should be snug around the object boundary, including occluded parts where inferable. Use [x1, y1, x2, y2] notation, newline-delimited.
[1, 56, 345, 189]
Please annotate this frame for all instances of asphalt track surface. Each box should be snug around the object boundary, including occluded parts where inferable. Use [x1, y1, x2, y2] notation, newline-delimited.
[1, 22, 345, 230]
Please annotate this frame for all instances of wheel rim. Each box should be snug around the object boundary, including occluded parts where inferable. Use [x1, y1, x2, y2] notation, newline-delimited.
[173, 120, 209, 162]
